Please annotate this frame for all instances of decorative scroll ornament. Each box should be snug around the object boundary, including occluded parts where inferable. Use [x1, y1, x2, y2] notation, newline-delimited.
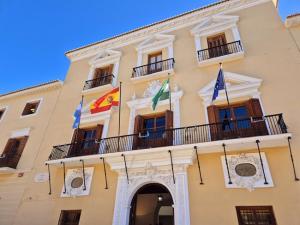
[221, 153, 273, 191]
[143, 80, 162, 98]
[61, 167, 94, 197]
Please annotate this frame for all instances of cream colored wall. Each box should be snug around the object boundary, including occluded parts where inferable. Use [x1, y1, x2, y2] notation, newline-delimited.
[9, 1, 300, 225]
[188, 147, 300, 225]
[288, 24, 300, 51]
[0, 84, 62, 225]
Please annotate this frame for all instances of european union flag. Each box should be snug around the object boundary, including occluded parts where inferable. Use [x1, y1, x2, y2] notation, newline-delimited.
[72, 100, 83, 129]
[212, 68, 225, 102]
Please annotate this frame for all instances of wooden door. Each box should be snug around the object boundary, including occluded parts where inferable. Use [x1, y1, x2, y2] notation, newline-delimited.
[69, 125, 103, 156]
[93, 65, 113, 87]
[132, 111, 173, 150]
[207, 33, 228, 58]
[148, 52, 162, 73]
[207, 99, 268, 141]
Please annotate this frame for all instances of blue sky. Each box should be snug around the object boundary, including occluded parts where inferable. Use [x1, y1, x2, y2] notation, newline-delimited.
[0, 0, 299, 94]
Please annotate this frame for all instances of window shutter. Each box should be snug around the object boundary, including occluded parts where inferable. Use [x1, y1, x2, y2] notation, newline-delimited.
[207, 105, 220, 141]
[132, 115, 144, 150]
[165, 110, 173, 146]
[246, 98, 268, 136]
[246, 98, 264, 118]
[2, 139, 15, 156]
[96, 124, 103, 140]
[70, 129, 84, 157]
[9, 136, 28, 169]
[108, 64, 114, 74]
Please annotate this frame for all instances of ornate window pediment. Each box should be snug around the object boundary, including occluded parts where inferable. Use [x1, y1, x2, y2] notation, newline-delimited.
[191, 15, 239, 37]
[89, 49, 122, 67]
[136, 34, 175, 53]
[199, 72, 262, 105]
[191, 15, 244, 66]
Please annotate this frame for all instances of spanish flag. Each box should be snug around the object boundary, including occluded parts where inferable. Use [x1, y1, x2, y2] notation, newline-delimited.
[90, 87, 119, 114]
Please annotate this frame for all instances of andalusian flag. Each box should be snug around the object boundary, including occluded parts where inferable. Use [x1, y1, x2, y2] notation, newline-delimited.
[90, 87, 119, 114]
[152, 79, 170, 110]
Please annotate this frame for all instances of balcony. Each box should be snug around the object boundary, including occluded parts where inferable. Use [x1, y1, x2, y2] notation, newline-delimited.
[131, 58, 175, 83]
[48, 114, 290, 162]
[82, 74, 114, 94]
[197, 41, 244, 67]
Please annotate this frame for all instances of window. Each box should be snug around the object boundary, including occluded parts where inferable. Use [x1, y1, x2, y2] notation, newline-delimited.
[148, 52, 163, 73]
[133, 110, 173, 149]
[207, 98, 268, 140]
[236, 206, 277, 225]
[22, 100, 40, 116]
[0, 136, 28, 169]
[92, 65, 113, 87]
[207, 33, 228, 58]
[142, 114, 166, 139]
[58, 210, 81, 225]
[0, 108, 5, 121]
[70, 125, 103, 157]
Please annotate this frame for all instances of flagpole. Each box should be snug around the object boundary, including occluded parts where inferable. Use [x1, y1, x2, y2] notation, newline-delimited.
[74, 95, 84, 146]
[168, 73, 172, 111]
[117, 82, 122, 152]
[220, 63, 230, 107]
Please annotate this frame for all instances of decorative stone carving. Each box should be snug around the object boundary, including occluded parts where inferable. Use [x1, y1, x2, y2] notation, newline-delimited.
[111, 162, 191, 225]
[221, 153, 273, 191]
[143, 80, 162, 98]
[61, 167, 94, 197]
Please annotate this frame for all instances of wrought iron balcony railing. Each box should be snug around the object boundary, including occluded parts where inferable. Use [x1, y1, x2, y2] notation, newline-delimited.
[48, 114, 287, 161]
[83, 74, 114, 90]
[197, 40, 243, 61]
[132, 58, 175, 78]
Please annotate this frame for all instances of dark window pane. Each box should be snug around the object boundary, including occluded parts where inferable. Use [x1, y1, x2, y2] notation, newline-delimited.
[82, 129, 96, 149]
[219, 108, 233, 130]
[234, 106, 251, 128]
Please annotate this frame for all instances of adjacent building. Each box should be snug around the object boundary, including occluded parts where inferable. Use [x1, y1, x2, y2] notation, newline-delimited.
[1, 0, 300, 225]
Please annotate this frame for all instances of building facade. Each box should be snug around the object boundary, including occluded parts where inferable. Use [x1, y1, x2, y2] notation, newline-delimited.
[1, 0, 300, 225]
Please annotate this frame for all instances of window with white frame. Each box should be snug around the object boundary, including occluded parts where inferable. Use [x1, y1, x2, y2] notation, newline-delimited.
[191, 15, 244, 64]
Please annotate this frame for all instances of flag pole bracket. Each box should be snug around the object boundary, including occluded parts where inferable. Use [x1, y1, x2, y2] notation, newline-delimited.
[100, 157, 109, 189]
[194, 146, 204, 185]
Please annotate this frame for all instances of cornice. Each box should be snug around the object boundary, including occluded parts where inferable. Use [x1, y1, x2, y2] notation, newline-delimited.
[0, 80, 63, 101]
[66, 0, 270, 62]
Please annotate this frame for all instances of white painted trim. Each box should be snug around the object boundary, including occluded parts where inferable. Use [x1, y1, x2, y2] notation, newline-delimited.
[198, 72, 262, 107]
[191, 14, 244, 66]
[20, 98, 43, 119]
[45, 133, 291, 166]
[127, 91, 183, 134]
[111, 162, 191, 225]
[135, 34, 175, 67]
[0, 106, 8, 122]
[86, 49, 122, 90]
[80, 109, 112, 140]
[10, 128, 31, 138]
[221, 152, 274, 189]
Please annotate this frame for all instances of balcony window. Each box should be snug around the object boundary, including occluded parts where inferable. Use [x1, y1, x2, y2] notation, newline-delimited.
[84, 65, 114, 90]
[236, 206, 277, 225]
[207, 98, 269, 141]
[132, 58, 174, 79]
[133, 110, 173, 149]
[148, 51, 163, 74]
[69, 125, 103, 157]
[0, 136, 28, 169]
[22, 100, 40, 116]
[58, 210, 81, 225]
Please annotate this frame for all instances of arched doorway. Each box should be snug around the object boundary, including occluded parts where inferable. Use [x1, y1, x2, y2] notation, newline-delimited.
[129, 183, 174, 225]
